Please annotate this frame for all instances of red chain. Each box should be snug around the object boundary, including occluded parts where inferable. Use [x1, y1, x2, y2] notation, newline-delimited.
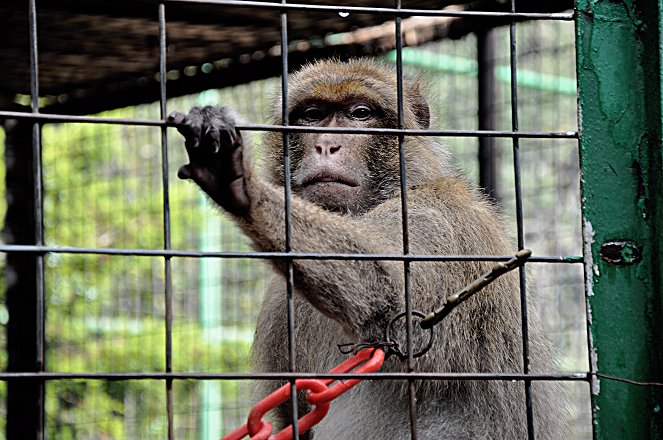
[222, 348, 385, 440]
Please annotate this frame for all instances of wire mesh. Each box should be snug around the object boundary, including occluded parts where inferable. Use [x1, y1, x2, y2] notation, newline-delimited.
[0, 1, 590, 439]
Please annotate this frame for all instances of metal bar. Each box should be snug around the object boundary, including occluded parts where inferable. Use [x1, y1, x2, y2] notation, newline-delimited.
[393, 4, 417, 439]
[575, 0, 663, 438]
[507, 2, 535, 438]
[0, 244, 583, 262]
[164, 0, 574, 20]
[278, 4, 300, 438]
[158, 4, 175, 440]
[4, 121, 41, 440]
[0, 371, 591, 381]
[0, 111, 578, 138]
[28, 0, 46, 438]
[477, 29, 499, 201]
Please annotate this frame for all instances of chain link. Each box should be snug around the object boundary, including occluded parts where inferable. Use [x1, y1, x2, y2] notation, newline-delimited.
[223, 348, 385, 440]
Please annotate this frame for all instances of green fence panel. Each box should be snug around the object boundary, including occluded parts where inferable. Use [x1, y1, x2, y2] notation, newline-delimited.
[576, 0, 663, 439]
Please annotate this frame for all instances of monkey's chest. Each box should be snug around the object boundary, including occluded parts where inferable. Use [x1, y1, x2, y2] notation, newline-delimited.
[258, 283, 355, 372]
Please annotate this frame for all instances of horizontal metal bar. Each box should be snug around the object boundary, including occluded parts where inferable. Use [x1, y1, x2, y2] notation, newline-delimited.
[234, 124, 579, 139]
[0, 111, 163, 127]
[165, 0, 575, 21]
[0, 111, 578, 139]
[0, 244, 583, 263]
[0, 371, 589, 382]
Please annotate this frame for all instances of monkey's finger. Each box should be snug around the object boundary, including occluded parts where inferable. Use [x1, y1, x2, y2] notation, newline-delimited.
[168, 111, 186, 125]
[175, 107, 205, 150]
[229, 144, 244, 181]
[213, 124, 241, 155]
[185, 135, 200, 151]
[203, 125, 222, 154]
[177, 164, 192, 180]
[169, 114, 200, 150]
[168, 111, 194, 137]
[218, 126, 239, 151]
[201, 105, 235, 153]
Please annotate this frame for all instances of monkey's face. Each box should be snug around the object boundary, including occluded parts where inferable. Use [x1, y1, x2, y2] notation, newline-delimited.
[288, 100, 399, 214]
[263, 59, 432, 215]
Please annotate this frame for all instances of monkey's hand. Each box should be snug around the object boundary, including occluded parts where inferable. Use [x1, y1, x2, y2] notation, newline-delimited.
[169, 106, 249, 216]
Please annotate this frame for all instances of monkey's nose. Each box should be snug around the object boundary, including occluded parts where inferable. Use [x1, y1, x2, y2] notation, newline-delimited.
[315, 144, 341, 155]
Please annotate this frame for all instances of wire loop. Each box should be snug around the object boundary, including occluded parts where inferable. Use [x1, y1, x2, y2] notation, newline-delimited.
[384, 310, 435, 360]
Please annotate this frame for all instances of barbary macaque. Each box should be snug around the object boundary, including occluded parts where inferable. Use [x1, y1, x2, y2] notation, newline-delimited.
[170, 59, 568, 439]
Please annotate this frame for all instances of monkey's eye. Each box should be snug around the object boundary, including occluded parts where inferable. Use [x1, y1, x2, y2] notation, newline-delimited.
[302, 106, 325, 122]
[349, 105, 372, 120]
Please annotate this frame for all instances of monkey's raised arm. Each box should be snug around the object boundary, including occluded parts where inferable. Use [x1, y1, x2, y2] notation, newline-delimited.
[243, 179, 409, 338]
[170, 105, 413, 338]
[170, 104, 515, 347]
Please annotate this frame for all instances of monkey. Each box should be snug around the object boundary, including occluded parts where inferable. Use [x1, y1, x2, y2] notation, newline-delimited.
[170, 59, 569, 440]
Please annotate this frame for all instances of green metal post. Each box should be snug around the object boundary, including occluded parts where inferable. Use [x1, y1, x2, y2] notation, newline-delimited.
[576, 0, 663, 439]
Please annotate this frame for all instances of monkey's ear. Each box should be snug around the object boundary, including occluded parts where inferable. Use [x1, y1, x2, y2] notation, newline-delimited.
[409, 77, 431, 129]
[412, 96, 431, 129]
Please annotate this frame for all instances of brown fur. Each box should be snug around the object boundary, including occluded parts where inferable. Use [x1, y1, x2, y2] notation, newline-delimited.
[173, 59, 569, 439]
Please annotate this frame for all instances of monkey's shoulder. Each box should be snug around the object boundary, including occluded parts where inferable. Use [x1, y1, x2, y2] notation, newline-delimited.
[364, 176, 496, 227]
[408, 177, 491, 210]
[404, 177, 510, 249]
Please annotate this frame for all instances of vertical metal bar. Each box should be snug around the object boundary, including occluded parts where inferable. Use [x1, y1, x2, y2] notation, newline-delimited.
[4, 120, 40, 440]
[507, 2, 535, 439]
[158, 5, 174, 439]
[394, 5, 417, 440]
[28, 0, 46, 438]
[574, 13, 598, 439]
[576, 0, 663, 438]
[477, 29, 499, 202]
[279, 3, 299, 439]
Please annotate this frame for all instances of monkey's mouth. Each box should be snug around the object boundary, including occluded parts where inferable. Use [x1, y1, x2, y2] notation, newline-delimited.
[302, 172, 359, 188]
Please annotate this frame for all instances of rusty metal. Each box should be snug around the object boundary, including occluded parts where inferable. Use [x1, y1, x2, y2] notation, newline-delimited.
[421, 249, 532, 329]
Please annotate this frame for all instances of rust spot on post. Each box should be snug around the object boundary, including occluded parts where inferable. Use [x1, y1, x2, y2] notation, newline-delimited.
[599, 240, 642, 265]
